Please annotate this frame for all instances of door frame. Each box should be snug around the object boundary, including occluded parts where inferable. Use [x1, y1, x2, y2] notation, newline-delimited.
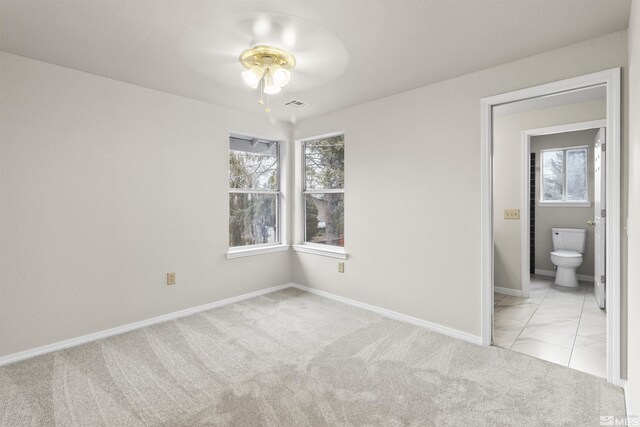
[520, 119, 607, 297]
[480, 68, 622, 385]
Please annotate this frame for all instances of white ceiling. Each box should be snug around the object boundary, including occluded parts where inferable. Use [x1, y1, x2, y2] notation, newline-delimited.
[0, 1, 631, 122]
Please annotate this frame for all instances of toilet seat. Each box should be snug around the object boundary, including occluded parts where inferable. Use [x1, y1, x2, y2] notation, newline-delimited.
[550, 250, 582, 258]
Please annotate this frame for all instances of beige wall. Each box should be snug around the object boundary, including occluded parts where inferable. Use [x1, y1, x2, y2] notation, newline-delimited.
[0, 52, 292, 357]
[493, 103, 605, 291]
[292, 31, 627, 338]
[532, 129, 598, 277]
[626, 0, 639, 415]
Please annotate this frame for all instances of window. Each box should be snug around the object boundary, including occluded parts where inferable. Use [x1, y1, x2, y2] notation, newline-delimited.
[229, 135, 280, 248]
[303, 134, 344, 247]
[540, 146, 588, 204]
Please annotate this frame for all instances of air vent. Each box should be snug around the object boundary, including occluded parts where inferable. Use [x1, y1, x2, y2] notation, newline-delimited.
[284, 100, 308, 108]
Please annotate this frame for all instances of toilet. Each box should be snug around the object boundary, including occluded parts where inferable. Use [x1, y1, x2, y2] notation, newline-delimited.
[550, 227, 587, 287]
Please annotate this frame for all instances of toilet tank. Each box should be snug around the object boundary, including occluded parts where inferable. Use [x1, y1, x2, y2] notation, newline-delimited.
[551, 228, 587, 253]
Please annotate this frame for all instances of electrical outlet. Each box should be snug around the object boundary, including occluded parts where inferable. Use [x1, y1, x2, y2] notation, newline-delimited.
[338, 262, 344, 273]
[167, 272, 176, 285]
[504, 209, 520, 220]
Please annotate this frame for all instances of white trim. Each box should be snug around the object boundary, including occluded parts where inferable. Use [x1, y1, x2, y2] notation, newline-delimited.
[0, 283, 292, 367]
[292, 244, 348, 259]
[538, 202, 592, 208]
[623, 381, 631, 418]
[481, 68, 622, 385]
[494, 286, 522, 297]
[226, 244, 290, 259]
[520, 134, 531, 299]
[291, 283, 482, 345]
[534, 268, 595, 282]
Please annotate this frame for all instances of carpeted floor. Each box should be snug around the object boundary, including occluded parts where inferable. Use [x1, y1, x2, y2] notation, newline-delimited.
[0, 288, 626, 426]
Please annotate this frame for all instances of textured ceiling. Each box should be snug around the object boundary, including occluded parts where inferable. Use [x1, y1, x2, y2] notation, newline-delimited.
[0, 0, 632, 122]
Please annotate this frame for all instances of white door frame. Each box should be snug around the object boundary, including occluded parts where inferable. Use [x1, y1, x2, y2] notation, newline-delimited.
[480, 68, 622, 385]
[520, 119, 607, 297]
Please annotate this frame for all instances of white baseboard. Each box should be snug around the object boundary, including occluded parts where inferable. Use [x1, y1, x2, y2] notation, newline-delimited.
[534, 269, 594, 282]
[290, 283, 482, 345]
[0, 283, 292, 367]
[494, 286, 522, 297]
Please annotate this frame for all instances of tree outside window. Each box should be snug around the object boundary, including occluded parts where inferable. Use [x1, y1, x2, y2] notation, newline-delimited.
[229, 136, 279, 247]
[303, 134, 344, 247]
[541, 147, 588, 203]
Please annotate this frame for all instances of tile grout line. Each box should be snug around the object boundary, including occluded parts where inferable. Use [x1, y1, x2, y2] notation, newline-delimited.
[507, 277, 552, 349]
[567, 281, 588, 367]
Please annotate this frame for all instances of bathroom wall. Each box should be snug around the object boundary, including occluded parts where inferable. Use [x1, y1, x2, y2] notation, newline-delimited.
[493, 101, 605, 292]
[531, 129, 598, 278]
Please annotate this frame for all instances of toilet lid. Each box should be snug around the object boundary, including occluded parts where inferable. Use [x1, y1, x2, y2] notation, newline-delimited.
[551, 250, 582, 258]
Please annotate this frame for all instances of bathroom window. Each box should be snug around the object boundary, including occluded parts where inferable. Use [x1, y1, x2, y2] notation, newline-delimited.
[540, 146, 588, 205]
[302, 134, 344, 247]
[228, 135, 280, 248]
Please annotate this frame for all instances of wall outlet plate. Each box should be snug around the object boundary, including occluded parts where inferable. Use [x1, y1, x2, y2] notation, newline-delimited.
[167, 272, 176, 285]
[338, 262, 345, 273]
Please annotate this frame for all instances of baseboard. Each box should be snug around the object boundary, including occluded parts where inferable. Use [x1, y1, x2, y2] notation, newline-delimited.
[290, 283, 482, 345]
[494, 286, 522, 297]
[534, 269, 594, 282]
[0, 283, 292, 367]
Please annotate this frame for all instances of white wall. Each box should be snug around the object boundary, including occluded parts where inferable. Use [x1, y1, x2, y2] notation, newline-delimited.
[292, 31, 627, 340]
[493, 103, 605, 291]
[626, 0, 640, 415]
[532, 129, 598, 277]
[0, 52, 292, 357]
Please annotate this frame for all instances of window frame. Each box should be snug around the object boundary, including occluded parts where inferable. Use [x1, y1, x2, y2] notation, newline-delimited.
[294, 132, 347, 258]
[227, 134, 288, 258]
[539, 144, 591, 207]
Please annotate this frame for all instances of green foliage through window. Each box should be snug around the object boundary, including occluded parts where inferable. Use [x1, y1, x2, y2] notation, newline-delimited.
[229, 136, 279, 247]
[303, 134, 345, 247]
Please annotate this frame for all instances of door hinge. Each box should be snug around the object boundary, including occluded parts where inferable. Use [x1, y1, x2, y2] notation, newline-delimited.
[601, 143, 606, 152]
[601, 209, 606, 218]
[601, 275, 606, 284]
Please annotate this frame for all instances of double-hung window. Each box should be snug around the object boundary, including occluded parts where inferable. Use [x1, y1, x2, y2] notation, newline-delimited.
[228, 135, 280, 249]
[540, 146, 589, 205]
[302, 134, 345, 247]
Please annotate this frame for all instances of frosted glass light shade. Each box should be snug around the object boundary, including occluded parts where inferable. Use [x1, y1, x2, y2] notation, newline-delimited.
[271, 67, 291, 87]
[263, 74, 282, 94]
[241, 66, 264, 88]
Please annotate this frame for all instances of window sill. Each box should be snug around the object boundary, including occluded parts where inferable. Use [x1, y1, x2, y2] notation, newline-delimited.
[226, 244, 290, 259]
[292, 244, 348, 259]
[538, 201, 592, 208]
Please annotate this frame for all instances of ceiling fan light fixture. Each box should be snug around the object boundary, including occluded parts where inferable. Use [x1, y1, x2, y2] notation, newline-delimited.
[239, 45, 295, 111]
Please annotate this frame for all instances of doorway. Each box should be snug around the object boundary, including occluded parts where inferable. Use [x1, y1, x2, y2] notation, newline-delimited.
[480, 68, 622, 385]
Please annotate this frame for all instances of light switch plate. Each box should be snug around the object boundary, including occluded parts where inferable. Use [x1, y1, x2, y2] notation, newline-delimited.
[504, 209, 520, 220]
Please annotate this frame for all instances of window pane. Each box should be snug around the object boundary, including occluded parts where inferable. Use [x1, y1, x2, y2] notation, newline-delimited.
[305, 193, 344, 247]
[566, 149, 587, 201]
[229, 193, 277, 247]
[229, 138, 278, 190]
[542, 150, 564, 201]
[304, 135, 344, 190]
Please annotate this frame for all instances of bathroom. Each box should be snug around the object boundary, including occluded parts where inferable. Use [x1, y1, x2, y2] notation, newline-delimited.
[491, 87, 607, 378]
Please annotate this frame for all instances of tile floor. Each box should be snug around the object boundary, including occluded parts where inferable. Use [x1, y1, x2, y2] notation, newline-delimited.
[493, 274, 606, 378]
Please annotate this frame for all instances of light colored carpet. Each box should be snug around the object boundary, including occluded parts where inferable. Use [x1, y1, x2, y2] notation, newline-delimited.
[0, 288, 626, 426]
